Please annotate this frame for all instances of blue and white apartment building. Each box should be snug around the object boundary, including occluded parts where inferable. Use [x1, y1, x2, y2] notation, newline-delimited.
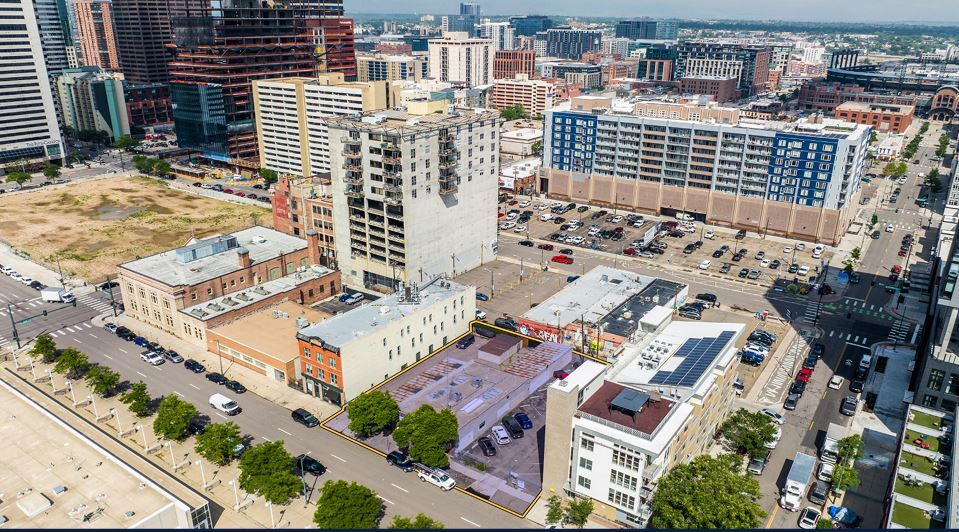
[538, 96, 871, 244]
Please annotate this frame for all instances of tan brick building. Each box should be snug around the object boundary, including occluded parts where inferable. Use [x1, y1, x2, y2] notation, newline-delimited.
[272, 175, 337, 268]
[490, 74, 554, 116]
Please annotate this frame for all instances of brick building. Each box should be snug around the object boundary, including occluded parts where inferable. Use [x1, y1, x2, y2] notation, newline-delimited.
[123, 82, 173, 128]
[374, 41, 412, 55]
[493, 49, 535, 80]
[798, 80, 917, 112]
[679, 76, 739, 103]
[118, 227, 340, 345]
[834, 101, 914, 134]
[490, 74, 554, 116]
[272, 175, 337, 268]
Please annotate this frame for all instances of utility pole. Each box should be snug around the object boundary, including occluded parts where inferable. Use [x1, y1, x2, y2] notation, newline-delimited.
[7, 303, 20, 349]
[55, 254, 64, 286]
[105, 276, 118, 317]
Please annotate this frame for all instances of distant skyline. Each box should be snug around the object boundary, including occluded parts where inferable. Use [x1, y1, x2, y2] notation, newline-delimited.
[343, 0, 959, 23]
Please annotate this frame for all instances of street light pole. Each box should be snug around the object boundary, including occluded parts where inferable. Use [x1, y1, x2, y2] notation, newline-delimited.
[300, 456, 309, 508]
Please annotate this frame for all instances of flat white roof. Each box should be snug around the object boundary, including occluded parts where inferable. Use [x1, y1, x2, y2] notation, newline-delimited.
[501, 128, 542, 141]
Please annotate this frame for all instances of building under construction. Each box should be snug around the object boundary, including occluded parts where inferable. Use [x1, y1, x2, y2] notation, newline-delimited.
[169, 0, 354, 166]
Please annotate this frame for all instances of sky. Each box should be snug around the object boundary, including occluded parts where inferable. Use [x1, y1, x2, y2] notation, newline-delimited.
[343, 0, 959, 23]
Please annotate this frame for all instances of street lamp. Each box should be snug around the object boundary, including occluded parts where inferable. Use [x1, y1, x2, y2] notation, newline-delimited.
[195, 460, 208, 490]
[483, 267, 495, 298]
[266, 500, 276, 529]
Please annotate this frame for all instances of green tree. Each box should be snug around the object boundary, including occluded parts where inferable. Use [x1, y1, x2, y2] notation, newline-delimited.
[388, 514, 444, 529]
[258, 167, 278, 184]
[838, 435, 865, 463]
[870, 213, 879, 227]
[831, 463, 860, 492]
[152, 160, 172, 177]
[391, 404, 458, 468]
[650, 454, 765, 528]
[313, 480, 383, 528]
[719, 408, 777, 459]
[152, 395, 197, 441]
[195, 421, 244, 465]
[894, 162, 908, 177]
[869, 131, 877, 144]
[850, 246, 861, 262]
[817, 518, 834, 528]
[53, 347, 89, 378]
[920, 122, 930, 134]
[120, 381, 151, 417]
[532, 139, 543, 156]
[545, 495, 565, 526]
[132, 154, 155, 174]
[499, 104, 527, 121]
[347, 390, 400, 437]
[63, 125, 77, 138]
[882, 162, 897, 176]
[5, 171, 31, 188]
[238, 440, 301, 504]
[113, 135, 140, 151]
[565, 498, 594, 528]
[42, 164, 60, 180]
[30, 334, 57, 362]
[843, 261, 855, 275]
[84, 365, 120, 396]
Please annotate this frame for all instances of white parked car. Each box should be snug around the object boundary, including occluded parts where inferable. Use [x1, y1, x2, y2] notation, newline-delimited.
[518, 200, 530, 208]
[704, 230, 715, 239]
[799, 507, 821, 530]
[540, 213, 553, 221]
[698, 260, 711, 270]
[140, 350, 164, 366]
[10, 273, 22, 281]
[491, 425, 511, 445]
[506, 212, 518, 220]
[783, 246, 793, 254]
[761, 259, 771, 267]
[795, 243, 806, 251]
[475, 309, 487, 320]
[885, 224, 894, 233]
[828, 375, 844, 390]
[19, 277, 33, 285]
[499, 221, 515, 230]
[797, 265, 810, 276]
[817, 462, 835, 482]
[612, 215, 624, 223]
[514, 224, 527, 233]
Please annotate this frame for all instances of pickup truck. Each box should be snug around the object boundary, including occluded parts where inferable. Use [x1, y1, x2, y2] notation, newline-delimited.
[413, 463, 456, 490]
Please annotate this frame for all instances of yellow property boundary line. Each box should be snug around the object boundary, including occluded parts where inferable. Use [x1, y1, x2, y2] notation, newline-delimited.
[320, 319, 609, 518]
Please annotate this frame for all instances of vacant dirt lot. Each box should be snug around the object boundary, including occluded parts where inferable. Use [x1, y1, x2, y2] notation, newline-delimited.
[0, 176, 272, 281]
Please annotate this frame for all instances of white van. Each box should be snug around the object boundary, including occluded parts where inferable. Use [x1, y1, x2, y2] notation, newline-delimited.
[345, 293, 365, 305]
[859, 354, 873, 371]
[209, 393, 241, 415]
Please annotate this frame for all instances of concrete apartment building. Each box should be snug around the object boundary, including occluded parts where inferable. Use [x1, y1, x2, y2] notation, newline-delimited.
[118, 227, 340, 345]
[542, 321, 744, 527]
[356, 53, 429, 82]
[252, 73, 388, 178]
[544, 27, 602, 60]
[72, 0, 119, 70]
[490, 74, 555, 116]
[834, 101, 915, 134]
[56, 66, 129, 141]
[272, 175, 337, 266]
[478, 21, 515, 52]
[679, 76, 740, 103]
[325, 105, 500, 290]
[0, 0, 64, 165]
[296, 278, 475, 405]
[493, 49, 535, 79]
[539, 96, 871, 244]
[428, 32, 494, 87]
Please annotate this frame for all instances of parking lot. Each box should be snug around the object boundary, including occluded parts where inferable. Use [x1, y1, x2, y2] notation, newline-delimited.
[454, 258, 570, 321]
[498, 197, 835, 292]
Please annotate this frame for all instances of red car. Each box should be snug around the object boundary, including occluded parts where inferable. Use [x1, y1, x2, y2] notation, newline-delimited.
[498, 211, 505, 218]
[223, 188, 233, 194]
[235, 191, 246, 197]
[623, 248, 637, 256]
[551, 255, 574, 265]
[891, 265, 903, 274]
[898, 249, 908, 257]
[537, 243, 554, 250]
[796, 369, 812, 382]
[508, 200, 518, 205]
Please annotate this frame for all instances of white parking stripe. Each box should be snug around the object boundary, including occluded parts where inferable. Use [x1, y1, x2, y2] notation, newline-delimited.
[278, 428, 292, 436]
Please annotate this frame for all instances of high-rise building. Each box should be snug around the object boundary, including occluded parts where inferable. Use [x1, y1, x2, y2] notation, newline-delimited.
[508, 15, 551, 37]
[541, 62, 602, 89]
[614, 19, 677, 40]
[169, 0, 343, 165]
[428, 32, 493, 87]
[356, 53, 429, 82]
[33, 0, 73, 77]
[602, 37, 630, 58]
[1, 0, 64, 164]
[252, 73, 388, 178]
[540, 96, 871, 244]
[325, 106, 500, 289]
[478, 21, 514, 52]
[110, 0, 173, 83]
[673, 42, 771, 96]
[493, 49, 535, 79]
[316, 17, 358, 80]
[459, 2, 480, 18]
[56, 66, 129, 140]
[72, 0, 119, 70]
[123, 82, 173, 128]
[545, 27, 601, 60]
[491, 74, 554, 116]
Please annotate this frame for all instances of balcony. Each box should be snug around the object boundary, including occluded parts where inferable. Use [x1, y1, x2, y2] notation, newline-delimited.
[384, 190, 402, 206]
[345, 186, 364, 198]
[382, 156, 401, 166]
[343, 163, 363, 172]
[388, 242, 405, 253]
[383, 181, 403, 193]
[343, 175, 363, 185]
[342, 136, 360, 147]
[439, 175, 458, 195]
[439, 160, 456, 170]
[382, 143, 401, 156]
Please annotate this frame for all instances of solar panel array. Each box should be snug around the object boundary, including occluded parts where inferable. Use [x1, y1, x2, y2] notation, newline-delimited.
[648, 331, 735, 387]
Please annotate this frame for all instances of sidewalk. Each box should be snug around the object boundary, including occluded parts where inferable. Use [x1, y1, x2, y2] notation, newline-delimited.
[98, 312, 340, 420]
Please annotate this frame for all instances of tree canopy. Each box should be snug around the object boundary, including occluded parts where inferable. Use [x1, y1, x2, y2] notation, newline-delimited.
[120, 381, 151, 417]
[258, 168, 278, 184]
[650, 454, 765, 529]
[152, 395, 197, 441]
[565, 498, 594, 528]
[113, 135, 141, 151]
[499, 104, 528, 121]
[391, 404, 458, 468]
[195, 422, 244, 465]
[719, 408, 777, 459]
[30, 334, 57, 362]
[313, 480, 383, 529]
[84, 365, 120, 396]
[238, 440, 302, 504]
[5, 171, 31, 188]
[388, 513, 444, 529]
[42, 164, 60, 180]
[347, 390, 400, 437]
[53, 347, 89, 378]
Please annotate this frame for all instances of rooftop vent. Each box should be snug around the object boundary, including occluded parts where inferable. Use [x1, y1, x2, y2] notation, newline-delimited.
[609, 388, 650, 420]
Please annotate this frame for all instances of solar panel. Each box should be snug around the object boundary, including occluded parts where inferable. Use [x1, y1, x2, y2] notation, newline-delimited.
[648, 331, 735, 387]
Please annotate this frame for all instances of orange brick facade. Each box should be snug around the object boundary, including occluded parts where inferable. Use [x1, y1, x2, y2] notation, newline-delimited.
[834, 103, 913, 134]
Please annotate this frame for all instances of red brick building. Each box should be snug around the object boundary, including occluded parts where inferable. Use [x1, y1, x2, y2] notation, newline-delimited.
[374, 41, 412, 55]
[680, 76, 739, 103]
[834, 102, 914, 134]
[272, 175, 337, 268]
[493, 49, 535, 80]
[314, 17, 358, 80]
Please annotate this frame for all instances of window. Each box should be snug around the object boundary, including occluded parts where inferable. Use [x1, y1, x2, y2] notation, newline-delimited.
[609, 470, 638, 491]
[612, 449, 640, 471]
[191, 293, 198, 301]
[329, 357, 337, 369]
[207, 288, 213, 295]
[330, 374, 338, 385]
[928, 369, 945, 391]
[946, 374, 959, 395]
[922, 394, 939, 408]
[579, 457, 593, 470]
[577, 476, 591, 489]
[303, 347, 310, 358]
[580, 438, 594, 451]
[607, 488, 636, 510]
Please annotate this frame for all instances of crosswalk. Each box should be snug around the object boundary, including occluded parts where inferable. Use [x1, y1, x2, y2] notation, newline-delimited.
[825, 330, 872, 346]
[889, 321, 916, 343]
[48, 322, 95, 338]
[0, 297, 43, 315]
[77, 294, 114, 313]
[801, 301, 822, 324]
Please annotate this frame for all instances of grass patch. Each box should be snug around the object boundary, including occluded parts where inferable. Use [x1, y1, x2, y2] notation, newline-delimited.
[901, 452, 937, 476]
[464, 459, 488, 472]
[892, 501, 944, 529]
[906, 429, 941, 452]
[895, 480, 949, 506]
[911, 411, 947, 432]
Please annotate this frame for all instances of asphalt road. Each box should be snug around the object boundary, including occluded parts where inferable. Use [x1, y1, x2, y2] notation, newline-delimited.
[0, 272, 530, 528]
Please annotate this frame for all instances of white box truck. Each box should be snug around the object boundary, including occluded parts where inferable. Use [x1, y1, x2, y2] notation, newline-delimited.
[820, 422, 844, 464]
[780, 452, 816, 511]
[41, 288, 75, 303]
